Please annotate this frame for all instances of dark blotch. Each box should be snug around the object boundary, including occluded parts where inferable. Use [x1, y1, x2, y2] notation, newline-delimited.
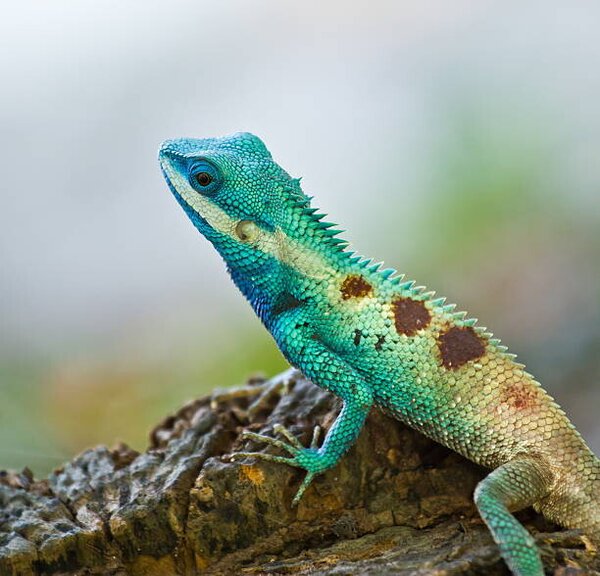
[353, 329, 362, 346]
[503, 382, 537, 410]
[392, 297, 431, 336]
[340, 275, 373, 300]
[375, 335, 386, 351]
[438, 326, 486, 370]
[272, 291, 303, 317]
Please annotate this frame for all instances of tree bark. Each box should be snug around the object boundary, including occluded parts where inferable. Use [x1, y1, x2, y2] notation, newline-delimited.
[0, 371, 597, 575]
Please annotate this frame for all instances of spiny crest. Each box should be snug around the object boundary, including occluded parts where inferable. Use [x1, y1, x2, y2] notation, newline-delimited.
[284, 178, 311, 207]
[384, 273, 522, 364]
[283, 182, 350, 250]
[281, 178, 525, 367]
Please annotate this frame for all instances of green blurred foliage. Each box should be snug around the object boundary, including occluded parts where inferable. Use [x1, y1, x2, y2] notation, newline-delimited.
[0, 327, 286, 476]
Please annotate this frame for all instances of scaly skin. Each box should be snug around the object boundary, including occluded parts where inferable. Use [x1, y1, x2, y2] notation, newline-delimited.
[159, 132, 599, 576]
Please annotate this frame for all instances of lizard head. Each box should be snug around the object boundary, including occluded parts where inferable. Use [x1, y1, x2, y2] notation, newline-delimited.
[159, 132, 288, 242]
[159, 133, 345, 300]
[159, 131, 303, 275]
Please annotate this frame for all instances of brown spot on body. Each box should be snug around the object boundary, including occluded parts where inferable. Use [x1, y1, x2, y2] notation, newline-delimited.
[392, 297, 431, 336]
[353, 329, 362, 346]
[438, 326, 486, 369]
[503, 382, 538, 410]
[375, 335, 386, 351]
[340, 275, 373, 300]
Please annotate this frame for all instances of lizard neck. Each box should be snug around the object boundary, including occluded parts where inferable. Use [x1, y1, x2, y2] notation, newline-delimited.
[226, 258, 281, 320]
[227, 197, 377, 331]
[228, 237, 347, 330]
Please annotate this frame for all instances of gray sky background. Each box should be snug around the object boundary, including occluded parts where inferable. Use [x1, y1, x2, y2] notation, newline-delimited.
[2, 1, 599, 352]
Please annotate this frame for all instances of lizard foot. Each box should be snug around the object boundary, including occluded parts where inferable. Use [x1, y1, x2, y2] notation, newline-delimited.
[231, 423, 323, 504]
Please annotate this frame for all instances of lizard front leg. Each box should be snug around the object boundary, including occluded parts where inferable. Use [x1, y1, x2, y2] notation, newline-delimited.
[233, 331, 373, 505]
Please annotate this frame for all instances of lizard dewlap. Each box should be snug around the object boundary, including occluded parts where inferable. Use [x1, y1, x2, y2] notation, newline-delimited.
[159, 132, 599, 576]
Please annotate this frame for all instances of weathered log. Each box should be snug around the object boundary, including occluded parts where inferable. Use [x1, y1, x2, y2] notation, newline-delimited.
[0, 371, 597, 575]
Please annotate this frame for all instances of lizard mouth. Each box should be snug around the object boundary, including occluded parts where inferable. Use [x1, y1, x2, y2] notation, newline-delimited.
[159, 161, 177, 193]
[159, 159, 210, 229]
[159, 158, 209, 220]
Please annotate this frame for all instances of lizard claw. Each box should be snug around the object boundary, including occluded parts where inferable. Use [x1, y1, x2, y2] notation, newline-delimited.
[272, 423, 305, 450]
[231, 424, 325, 503]
[291, 471, 318, 505]
[231, 450, 301, 468]
[239, 427, 301, 456]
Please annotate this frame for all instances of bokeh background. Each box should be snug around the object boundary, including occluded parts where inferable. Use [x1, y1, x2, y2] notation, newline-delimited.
[1, 1, 599, 476]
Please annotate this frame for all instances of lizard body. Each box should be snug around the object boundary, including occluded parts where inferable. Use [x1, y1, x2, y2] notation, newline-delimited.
[159, 132, 599, 576]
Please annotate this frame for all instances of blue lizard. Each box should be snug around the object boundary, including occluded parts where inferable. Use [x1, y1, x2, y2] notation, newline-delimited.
[159, 132, 599, 576]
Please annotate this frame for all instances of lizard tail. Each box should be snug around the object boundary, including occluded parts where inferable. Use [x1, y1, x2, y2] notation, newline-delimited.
[540, 450, 600, 542]
[579, 454, 600, 540]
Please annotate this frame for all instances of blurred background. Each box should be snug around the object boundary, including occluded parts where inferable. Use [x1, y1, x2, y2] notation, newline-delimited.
[1, 1, 598, 476]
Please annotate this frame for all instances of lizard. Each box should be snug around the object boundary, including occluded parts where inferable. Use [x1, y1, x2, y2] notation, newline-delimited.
[158, 131, 599, 576]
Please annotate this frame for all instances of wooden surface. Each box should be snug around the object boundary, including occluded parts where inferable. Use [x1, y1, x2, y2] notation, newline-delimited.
[0, 372, 597, 575]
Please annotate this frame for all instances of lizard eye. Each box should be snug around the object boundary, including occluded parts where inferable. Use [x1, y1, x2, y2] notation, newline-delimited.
[189, 160, 222, 195]
[195, 172, 212, 187]
[235, 220, 260, 243]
